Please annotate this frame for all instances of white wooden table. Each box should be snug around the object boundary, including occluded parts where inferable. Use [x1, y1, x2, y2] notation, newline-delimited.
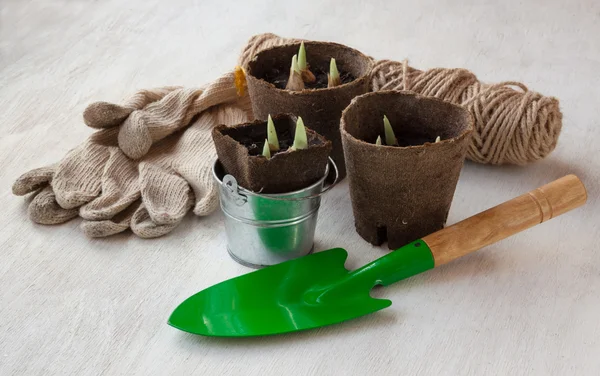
[1, 1, 599, 375]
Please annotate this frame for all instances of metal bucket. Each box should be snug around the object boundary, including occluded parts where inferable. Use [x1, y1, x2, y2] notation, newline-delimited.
[213, 158, 338, 268]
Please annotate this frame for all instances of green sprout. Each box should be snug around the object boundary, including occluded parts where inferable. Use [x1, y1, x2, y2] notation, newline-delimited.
[286, 54, 305, 91]
[267, 114, 280, 151]
[292, 54, 300, 73]
[298, 42, 307, 71]
[297, 42, 316, 83]
[291, 117, 308, 151]
[383, 115, 397, 146]
[375, 135, 382, 146]
[262, 139, 271, 159]
[328, 58, 341, 88]
[435, 136, 441, 143]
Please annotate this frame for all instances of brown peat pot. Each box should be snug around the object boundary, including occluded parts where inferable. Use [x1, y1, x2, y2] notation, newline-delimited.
[212, 114, 332, 194]
[340, 91, 474, 249]
[245, 41, 373, 179]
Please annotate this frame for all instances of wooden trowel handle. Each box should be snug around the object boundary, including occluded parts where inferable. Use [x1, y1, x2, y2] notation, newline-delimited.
[422, 175, 587, 266]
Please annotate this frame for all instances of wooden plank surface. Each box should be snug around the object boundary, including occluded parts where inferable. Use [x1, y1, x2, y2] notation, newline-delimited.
[1, 0, 599, 375]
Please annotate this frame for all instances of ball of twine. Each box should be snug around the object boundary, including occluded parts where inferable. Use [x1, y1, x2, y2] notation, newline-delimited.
[371, 60, 562, 165]
[240, 34, 562, 165]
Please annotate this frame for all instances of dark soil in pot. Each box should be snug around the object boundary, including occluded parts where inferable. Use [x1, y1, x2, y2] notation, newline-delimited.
[263, 67, 356, 90]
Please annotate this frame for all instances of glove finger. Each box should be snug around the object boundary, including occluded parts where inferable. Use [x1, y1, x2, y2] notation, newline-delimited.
[81, 200, 141, 238]
[130, 203, 181, 239]
[83, 102, 134, 129]
[79, 147, 140, 221]
[83, 87, 181, 129]
[118, 73, 240, 160]
[28, 186, 79, 225]
[117, 110, 152, 161]
[139, 163, 193, 225]
[12, 165, 55, 196]
[176, 165, 219, 217]
[52, 138, 113, 209]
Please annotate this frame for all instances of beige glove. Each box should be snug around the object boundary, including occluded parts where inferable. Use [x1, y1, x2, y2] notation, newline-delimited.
[11, 127, 159, 236]
[13, 35, 282, 237]
[84, 74, 252, 160]
[81, 102, 249, 238]
[13, 72, 251, 238]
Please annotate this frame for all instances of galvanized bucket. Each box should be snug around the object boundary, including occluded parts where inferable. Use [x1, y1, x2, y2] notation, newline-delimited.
[213, 158, 338, 268]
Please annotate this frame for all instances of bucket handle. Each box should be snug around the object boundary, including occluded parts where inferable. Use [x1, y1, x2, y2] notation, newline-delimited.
[222, 175, 248, 206]
[223, 157, 339, 204]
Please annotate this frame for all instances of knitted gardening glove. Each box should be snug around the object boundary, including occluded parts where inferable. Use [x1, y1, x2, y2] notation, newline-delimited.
[11, 143, 187, 238]
[14, 38, 273, 236]
[77, 35, 276, 165]
[85, 72, 253, 160]
[136, 103, 249, 236]
[80, 102, 250, 238]
[12, 127, 120, 223]
[12, 135, 185, 238]
[11, 127, 160, 236]
[13, 72, 250, 238]
[11, 83, 177, 226]
[13, 36, 291, 232]
[77, 146, 189, 238]
[78, 71, 252, 237]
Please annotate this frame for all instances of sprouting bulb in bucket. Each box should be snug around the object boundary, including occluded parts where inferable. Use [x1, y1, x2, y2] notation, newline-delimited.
[262, 139, 271, 159]
[267, 115, 280, 152]
[290, 117, 308, 151]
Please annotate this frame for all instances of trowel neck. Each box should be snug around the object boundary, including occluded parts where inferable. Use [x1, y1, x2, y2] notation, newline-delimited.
[308, 240, 435, 305]
[349, 240, 435, 287]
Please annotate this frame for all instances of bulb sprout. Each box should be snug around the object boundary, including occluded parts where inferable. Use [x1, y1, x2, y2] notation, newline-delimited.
[267, 115, 280, 151]
[291, 116, 308, 151]
[383, 115, 398, 146]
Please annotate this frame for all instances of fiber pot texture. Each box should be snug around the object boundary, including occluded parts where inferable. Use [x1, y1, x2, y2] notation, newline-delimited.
[212, 114, 332, 194]
[341, 91, 474, 249]
[245, 41, 373, 179]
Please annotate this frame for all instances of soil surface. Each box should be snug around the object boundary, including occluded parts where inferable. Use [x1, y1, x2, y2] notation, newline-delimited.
[373, 133, 441, 147]
[224, 123, 323, 156]
[263, 67, 356, 90]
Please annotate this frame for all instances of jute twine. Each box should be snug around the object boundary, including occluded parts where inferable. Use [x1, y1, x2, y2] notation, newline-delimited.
[240, 33, 562, 165]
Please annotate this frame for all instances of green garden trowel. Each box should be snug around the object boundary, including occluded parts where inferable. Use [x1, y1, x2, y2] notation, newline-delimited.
[168, 175, 586, 337]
